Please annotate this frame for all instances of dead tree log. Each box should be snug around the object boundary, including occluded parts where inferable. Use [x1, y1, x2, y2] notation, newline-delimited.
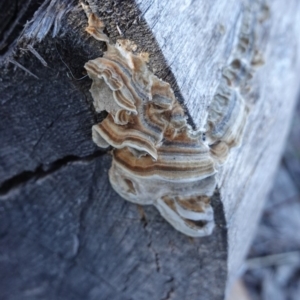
[0, 1, 300, 299]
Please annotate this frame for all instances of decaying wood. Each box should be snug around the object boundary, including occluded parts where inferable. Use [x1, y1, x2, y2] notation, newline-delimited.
[0, 0, 300, 299]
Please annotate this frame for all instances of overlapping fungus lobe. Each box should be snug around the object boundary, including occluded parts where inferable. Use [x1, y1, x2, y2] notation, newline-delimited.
[82, 9, 218, 237]
[92, 114, 159, 159]
[113, 147, 215, 181]
[82, 4, 255, 236]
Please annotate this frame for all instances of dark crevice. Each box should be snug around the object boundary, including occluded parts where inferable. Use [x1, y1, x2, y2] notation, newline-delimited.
[141, 214, 148, 228]
[147, 242, 161, 272]
[0, 150, 107, 196]
[136, 205, 148, 228]
[160, 287, 175, 300]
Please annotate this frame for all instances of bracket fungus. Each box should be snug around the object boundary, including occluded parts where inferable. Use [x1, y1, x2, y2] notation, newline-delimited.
[82, 6, 253, 237]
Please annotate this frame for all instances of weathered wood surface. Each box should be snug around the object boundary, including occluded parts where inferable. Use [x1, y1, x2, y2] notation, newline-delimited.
[218, 1, 300, 286]
[136, 0, 243, 129]
[0, 0, 300, 299]
[136, 0, 300, 289]
[243, 98, 300, 299]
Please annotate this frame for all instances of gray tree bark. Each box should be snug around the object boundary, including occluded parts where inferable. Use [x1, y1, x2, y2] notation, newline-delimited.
[0, 1, 299, 300]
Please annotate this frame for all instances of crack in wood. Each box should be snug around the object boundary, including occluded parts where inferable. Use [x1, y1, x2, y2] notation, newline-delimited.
[0, 151, 106, 197]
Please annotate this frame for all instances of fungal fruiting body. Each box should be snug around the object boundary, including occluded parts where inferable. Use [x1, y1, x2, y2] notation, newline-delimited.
[83, 8, 250, 237]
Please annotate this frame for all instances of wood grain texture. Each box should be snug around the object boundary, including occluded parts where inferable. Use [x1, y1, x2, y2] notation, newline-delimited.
[136, 0, 243, 130]
[0, 0, 300, 299]
[0, 154, 227, 300]
[136, 0, 300, 289]
[219, 1, 300, 286]
[0, 1, 227, 299]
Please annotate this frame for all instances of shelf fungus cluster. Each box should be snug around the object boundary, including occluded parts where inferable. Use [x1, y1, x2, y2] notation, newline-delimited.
[83, 9, 250, 237]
